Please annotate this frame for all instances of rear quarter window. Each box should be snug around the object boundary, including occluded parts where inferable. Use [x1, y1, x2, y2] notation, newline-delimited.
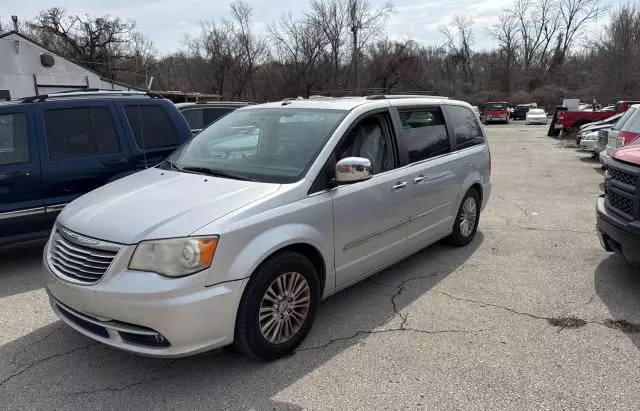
[446, 105, 484, 150]
[124, 105, 180, 150]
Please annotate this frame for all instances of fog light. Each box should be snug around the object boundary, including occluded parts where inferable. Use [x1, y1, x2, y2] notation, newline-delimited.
[152, 334, 166, 344]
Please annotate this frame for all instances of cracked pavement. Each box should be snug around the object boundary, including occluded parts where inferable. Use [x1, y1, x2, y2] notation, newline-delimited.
[2, 124, 640, 409]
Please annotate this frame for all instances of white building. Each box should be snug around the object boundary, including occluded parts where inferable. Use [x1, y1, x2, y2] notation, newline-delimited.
[0, 30, 143, 100]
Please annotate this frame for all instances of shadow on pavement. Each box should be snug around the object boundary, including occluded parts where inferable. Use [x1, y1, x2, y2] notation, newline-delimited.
[0, 239, 47, 299]
[594, 255, 640, 348]
[0, 233, 484, 408]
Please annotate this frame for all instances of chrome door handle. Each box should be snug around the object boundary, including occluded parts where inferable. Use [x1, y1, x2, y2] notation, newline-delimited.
[413, 176, 426, 184]
[391, 182, 408, 191]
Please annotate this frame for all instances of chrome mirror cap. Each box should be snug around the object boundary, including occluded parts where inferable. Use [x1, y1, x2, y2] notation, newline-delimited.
[335, 157, 372, 183]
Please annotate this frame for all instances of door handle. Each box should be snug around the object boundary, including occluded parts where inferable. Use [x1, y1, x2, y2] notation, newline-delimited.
[0, 170, 30, 181]
[413, 175, 426, 184]
[391, 182, 408, 191]
[102, 158, 128, 168]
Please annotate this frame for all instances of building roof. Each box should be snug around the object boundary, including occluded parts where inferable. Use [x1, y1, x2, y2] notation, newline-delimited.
[0, 30, 144, 92]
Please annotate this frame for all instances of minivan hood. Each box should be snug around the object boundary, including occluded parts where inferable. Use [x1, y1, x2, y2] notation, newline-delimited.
[58, 168, 280, 244]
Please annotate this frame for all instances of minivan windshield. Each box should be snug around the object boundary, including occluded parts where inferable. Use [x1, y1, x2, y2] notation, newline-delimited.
[162, 107, 347, 183]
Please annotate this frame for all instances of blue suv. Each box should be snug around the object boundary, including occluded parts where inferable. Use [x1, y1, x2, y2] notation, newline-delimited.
[0, 90, 192, 245]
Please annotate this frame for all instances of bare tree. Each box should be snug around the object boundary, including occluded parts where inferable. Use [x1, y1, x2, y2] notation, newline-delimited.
[29, 7, 137, 78]
[346, 0, 395, 88]
[439, 15, 475, 87]
[226, 0, 268, 99]
[555, 0, 603, 67]
[307, 0, 348, 89]
[490, 11, 520, 91]
[269, 13, 328, 97]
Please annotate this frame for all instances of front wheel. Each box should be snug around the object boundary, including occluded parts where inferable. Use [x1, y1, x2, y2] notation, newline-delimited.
[234, 251, 320, 361]
[447, 188, 481, 246]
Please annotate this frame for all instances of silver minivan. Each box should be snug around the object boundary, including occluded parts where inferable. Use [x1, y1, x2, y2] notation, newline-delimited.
[44, 96, 492, 360]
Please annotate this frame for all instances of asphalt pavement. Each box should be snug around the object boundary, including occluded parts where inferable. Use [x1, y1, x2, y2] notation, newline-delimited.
[2, 123, 640, 409]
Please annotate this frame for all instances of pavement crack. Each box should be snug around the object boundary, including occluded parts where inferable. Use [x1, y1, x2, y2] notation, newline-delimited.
[431, 290, 550, 321]
[68, 359, 182, 397]
[0, 342, 98, 387]
[496, 195, 530, 216]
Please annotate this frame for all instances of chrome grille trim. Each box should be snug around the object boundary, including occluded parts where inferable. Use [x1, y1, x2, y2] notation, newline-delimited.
[48, 226, 122, 285]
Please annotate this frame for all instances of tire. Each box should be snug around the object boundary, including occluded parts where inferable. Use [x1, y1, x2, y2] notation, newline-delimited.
[234, 251, 320, 361]
[447, 188, 481, 246]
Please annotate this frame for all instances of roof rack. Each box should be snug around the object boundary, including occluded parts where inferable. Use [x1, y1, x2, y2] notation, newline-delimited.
[20, 89, 163, 103]
[366, 94, 448, 100]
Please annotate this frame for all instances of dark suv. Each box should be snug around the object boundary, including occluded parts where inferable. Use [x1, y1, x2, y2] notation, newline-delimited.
[597, 145, 640, 266]
[176, 102, 252, 135]
[0, 90, 191, 245]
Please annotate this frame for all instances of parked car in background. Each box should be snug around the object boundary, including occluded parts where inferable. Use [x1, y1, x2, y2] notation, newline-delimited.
[525, 108, 547, 125]
[599, 104, 640, 168]
[177, 101, 252, 135]
[597, 144, 640, 267]
[483, 101, 510, 124]
[0, 90, 192, 245]
[549, 100, 640, 137]
[576, 112, 623, 145]
[579, 131, 600, 155]
[44, 95, 492, 360]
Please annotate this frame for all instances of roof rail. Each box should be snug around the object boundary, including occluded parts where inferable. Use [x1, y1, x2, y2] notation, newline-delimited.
[366, 94, 448, 100]
[20, 89, 162, 103]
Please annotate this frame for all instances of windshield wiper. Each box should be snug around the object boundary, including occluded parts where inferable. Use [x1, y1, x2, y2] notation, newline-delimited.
[178, 166, 255, 181]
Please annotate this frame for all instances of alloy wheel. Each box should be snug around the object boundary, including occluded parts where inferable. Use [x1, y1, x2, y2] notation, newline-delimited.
[259, 272, 311, 344]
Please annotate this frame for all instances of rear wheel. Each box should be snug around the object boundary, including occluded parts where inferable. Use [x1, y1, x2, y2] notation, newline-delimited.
[447, 188, 481, 246]
[234, 251, 320, 361]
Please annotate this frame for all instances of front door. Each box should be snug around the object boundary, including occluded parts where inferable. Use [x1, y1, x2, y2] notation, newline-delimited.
[0, 106, 48, 240]
[331, 111, 411, 286]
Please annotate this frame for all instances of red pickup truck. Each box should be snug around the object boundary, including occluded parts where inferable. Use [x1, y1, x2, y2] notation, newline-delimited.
[548, 100, 640, 137]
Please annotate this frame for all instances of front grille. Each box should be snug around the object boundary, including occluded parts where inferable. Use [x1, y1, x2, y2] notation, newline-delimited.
[609, 168, 638, 187]
[49, 227, 121, 285]
[606, 191, 635, 218]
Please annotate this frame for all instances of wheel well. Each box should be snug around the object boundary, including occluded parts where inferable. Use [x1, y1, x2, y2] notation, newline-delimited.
[265, 243, 326, 294]
[470, 183, 483, 205]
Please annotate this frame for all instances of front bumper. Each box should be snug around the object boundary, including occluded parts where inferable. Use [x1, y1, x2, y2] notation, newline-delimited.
[596, 197, 640, 266]
[525, 118, 547, 124]
[580, 139, 598, 152]
[45, 246, 248, 357]
[599, 150, 611, 168]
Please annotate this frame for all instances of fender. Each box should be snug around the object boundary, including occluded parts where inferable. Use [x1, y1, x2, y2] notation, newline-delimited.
[454, 170, 484, 213]
[204, 223, 334, 290]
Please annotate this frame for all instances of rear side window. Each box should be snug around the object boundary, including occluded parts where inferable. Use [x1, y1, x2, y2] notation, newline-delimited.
[180, 108, 204, 130]
[399, 108, 450, 162]
[447, 105, 484, 150]
[125, 105, 180, 150]
[45, 108, 120, 159]
[0, 113, 28, 165]
[204, 108, 234, 127]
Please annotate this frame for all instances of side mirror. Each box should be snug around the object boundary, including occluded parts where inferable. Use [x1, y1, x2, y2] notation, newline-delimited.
[335, 157, 372, 184]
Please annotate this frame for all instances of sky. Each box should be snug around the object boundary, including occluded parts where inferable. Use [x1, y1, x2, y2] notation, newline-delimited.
[3, 0, 620, 54]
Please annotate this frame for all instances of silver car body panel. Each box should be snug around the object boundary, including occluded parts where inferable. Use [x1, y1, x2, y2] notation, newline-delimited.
[46, 96, 491, 356]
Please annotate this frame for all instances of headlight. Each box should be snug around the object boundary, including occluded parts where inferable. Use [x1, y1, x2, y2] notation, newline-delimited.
[129, 236, 219, 277]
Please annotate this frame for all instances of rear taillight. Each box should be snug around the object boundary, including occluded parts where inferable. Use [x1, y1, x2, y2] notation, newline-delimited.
[617, 131, 639, 147]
